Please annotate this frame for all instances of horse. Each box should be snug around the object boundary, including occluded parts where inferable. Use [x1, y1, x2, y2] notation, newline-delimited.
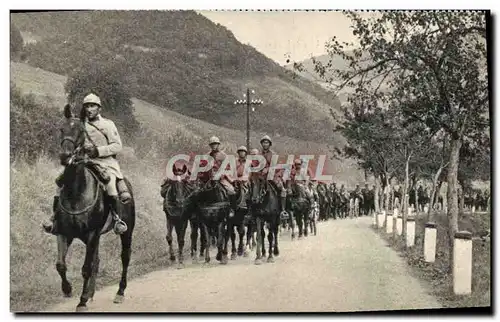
[160, 164, 198, 268]
[316, 183, 330, 221]
[226, 180, 250, 259]
[287, 182, 311, 239]
[53, 105, 135, 312]
[248, 173, 281, 264]
[193, 178, 231, 264]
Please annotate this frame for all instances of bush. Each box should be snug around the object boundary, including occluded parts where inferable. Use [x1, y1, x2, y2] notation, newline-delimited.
[10, 82, 59, 163]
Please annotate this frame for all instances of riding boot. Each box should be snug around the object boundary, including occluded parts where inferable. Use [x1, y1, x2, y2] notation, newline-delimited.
[110, 196, 128, 235]
[42, 196, 59, 234]
[280, 195, 289, 219]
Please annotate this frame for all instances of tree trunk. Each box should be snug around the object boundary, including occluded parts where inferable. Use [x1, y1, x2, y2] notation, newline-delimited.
[374, 176, 381, 213]
[458, 182, 465, 216]
[446, 137, 462, 273]
[384, 175, 390, 212]
[427, 166, 444, 222]
[402, 156, 410, 247]
[414, 184, 419, 212]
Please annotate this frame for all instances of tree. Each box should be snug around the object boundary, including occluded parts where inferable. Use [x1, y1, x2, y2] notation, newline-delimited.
[10, 22, 23, 60]
[64, 59, 140, 140]
[305, 11, 489, 271]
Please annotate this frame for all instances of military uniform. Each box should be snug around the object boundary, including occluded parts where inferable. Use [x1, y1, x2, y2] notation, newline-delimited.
[207, 146, 235, 195]
[43, 93, 129, 235]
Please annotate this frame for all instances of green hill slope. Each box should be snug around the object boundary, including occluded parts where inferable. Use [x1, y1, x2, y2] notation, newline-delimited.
[11, 10, 342, 143]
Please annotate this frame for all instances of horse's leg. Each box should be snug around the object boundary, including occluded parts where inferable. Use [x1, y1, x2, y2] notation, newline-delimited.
[202, 222, 211, 264]
[189, 219, 198, 262]
[218, 219, 228, 264]
[261, 223, 266, 258]
[199, 221, 207, 258]
[176, 218, 188, 269]
[304, 210, 309, 237]
[166, 215, 175, 262]
[76, 233, 100, 312]
[237, 219, 245, 256]
[297, 212, 303, 238]
[229, 219, 237, 260]
[114, 229, 132, 304]
[290, 211, 296, 240]
[255, 217, 263, 265]
[56, 235, 73, 297]
[273, 216, 280, 256]
[267, 221, 275, 263]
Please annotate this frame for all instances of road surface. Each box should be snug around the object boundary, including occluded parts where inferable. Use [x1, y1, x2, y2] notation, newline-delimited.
[47, 217, 441, 312]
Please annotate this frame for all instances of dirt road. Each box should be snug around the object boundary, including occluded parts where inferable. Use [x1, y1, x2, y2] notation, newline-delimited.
[47, 217, 441, 312]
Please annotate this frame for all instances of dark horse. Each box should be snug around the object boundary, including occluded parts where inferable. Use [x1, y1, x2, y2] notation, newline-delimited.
[226, 180, 250, 259]
[287, 182, 312, 239]
[248, 173, 280, 264]
[160, 164, 198, 268]
[54, 105, 135, 312]
[193, 178, 231, 264]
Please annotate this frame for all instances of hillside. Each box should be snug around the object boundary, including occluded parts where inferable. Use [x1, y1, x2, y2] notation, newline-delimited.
[11, 10, 343, 143]
[10, 62, 362, 184]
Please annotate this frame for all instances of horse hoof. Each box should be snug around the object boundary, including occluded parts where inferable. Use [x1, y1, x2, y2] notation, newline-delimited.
[216, 253, 222, 261]
[62, 282, 72, 297]
[254, 259, 262, 265]
[192, 256, 199, 264]
[267, 257, 275, 263]
[75, 305, 88, 312]
[230, 253, 237, 260]
[113, 294, 125, 304]
[273, 249, 280, 256]
[170, 255, 176, 262]
[63, 292, 72, 298]
[221, 256, 228, 265]
[177, 262, 185, 269]
[243, 251, 249, 257]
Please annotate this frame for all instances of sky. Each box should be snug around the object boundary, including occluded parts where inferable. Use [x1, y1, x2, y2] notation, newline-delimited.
[199, 10, 364, 65]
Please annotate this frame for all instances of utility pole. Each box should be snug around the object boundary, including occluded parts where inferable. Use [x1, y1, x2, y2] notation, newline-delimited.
[234, 88, 263, 151]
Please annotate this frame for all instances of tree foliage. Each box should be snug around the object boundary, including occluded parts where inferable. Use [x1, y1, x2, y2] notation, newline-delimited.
[10, 22, 23, 59]
[64, 60, 140, 140]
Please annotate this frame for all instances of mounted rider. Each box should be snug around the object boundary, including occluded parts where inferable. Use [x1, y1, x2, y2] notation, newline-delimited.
[235, 145, 249, 182]
[42, 93, 130, 235]
[258, 135, 288, 216]
[286, 158, 315, 206]
[205, 136, 237, 214]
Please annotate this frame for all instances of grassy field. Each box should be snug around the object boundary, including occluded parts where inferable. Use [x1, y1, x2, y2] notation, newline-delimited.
[10, 62, 365, 312]
[374, 210, 491, 308]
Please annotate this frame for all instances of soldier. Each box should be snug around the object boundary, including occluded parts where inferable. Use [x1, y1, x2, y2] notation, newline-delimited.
[42, 93, 131, 235]
[235, 146, 248, 182]
[258, 135, 288, 215]
[206, 136, 236, 214]
[287, 159, 315, 206]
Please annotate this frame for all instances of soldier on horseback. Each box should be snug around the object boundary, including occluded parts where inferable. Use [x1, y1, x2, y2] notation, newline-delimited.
[206, 136, 237, 215]
[286, 158, 315, 206]
[42, 93, 131, 235]
[258, 135, 288, 216]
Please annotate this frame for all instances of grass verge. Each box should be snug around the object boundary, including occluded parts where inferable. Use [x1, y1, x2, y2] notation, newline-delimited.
[372, 211, 491, 308]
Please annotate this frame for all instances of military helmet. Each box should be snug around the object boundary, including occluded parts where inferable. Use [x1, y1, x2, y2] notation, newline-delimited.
[83, 93, 102, 107]
[260, 135, 272, 146]
[250, 148, 260, 155]
[209, 136, 221, 145]
[294, 158, 302, 165]
[237, 145, 247, 153]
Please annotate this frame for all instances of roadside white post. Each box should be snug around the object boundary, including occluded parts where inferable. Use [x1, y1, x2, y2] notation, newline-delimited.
[424, 205, 429, 214]
[396, 214, 403, 236]
[472, 206, 476, 214]
[406, 217, 416, 247]
[386, 211, 393, 234]
[377, 211, 385, 229]
[372, 209, 377, 226]
[453, 231, 473, 295]
[424, 222, 437, 263]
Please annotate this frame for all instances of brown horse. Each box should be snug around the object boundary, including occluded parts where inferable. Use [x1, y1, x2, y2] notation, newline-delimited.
[161, 164, 198, 268]
[53, 105, 135, 312]
[248, 173, 280, 264]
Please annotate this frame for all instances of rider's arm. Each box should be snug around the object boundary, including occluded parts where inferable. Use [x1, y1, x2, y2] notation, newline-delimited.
[96, 120, 123, 157]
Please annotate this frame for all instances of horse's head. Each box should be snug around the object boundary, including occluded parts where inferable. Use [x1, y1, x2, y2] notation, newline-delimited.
[59, 104, 86, 166]
[249, 173, 267, 205]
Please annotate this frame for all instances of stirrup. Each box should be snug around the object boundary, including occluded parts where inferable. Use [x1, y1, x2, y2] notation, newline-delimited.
[280, 210, 290, 220]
